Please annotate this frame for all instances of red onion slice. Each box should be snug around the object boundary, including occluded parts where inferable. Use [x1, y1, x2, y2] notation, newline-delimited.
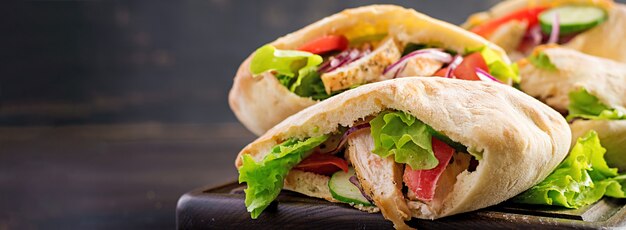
[318, 48, 371, 74]
[321, 123, 371, 155]
[547, 13, 560, 44]
[475, 67, 502, 83]
[383, 48, 453, 76]
[529, 25, 543, 46]
[392, 63, 409, 79]
[321, 50, 354, 73]
[318, 61, 331, 72]
[444, 55, 464, 79]
[349, 175, 374, 202]
[517, 25, 544, 54]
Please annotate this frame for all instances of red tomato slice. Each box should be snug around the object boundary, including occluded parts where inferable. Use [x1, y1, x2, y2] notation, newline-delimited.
[297, 35, 349, 55]
[471, 7, 549, 37]
[453, 52, 488, 81]
[294, 153, 349, 176]
[433, 67, 449, 77]
[432, 53, 488, 80]
[403, 137, 455, 202]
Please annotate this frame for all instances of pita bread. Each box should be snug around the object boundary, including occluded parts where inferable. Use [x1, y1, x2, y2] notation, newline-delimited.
[519, 45, 626, 171]
[229, 5, 510, 135]
[235, 77, 570, 226]
[519, 45, 626, 113]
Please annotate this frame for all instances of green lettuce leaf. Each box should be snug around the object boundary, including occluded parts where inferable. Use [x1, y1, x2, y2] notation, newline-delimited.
[289, 67, 332, 100]
[528, 51, 557, 71]
[429, 127, 468, 154]
[567, 88, 626, 121]
[479, 47, 520, 83]
[250, 45, 331, 100]
[239, 135, 328, 218]
[276, 74, 295, 87]
[513, 131, 626, 208]
[250, 45, 323, 77]
[370, 111, 438, 170]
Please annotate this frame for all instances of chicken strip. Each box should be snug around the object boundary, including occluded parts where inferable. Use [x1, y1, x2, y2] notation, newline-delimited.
[321, 37, 401, 94]
[346, 129, 412, 230]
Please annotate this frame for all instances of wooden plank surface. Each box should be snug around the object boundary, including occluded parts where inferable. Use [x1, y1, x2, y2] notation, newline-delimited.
[0, 123, 255, 229]
[177, 182, 626, 229]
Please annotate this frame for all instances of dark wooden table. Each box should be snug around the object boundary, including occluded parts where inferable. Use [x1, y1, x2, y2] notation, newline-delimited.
[177, 182, 626, 229]
[0, 123, 255, 229]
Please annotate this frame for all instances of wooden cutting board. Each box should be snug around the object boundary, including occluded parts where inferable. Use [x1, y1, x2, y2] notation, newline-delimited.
[176, 182, 626, 229]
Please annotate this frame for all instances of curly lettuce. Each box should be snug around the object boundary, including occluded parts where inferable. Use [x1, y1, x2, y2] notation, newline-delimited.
[370, 111, 438, 170]
[250, 45, 322, 77]
[250, 45, 330, 100]
[466, 46, 520, 83]
[289, 68, 331, 100]
[528, 51, 557, 71]
[480, 47, 520, 83]
[239, 135, 328, 218]
[513, 131, 626, 208]
[567, 88, 626, 121]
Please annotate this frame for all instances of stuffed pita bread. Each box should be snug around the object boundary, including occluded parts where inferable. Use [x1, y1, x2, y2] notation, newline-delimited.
[464, 0, 626, 62]
[519, 45, 626, 171]
[236, 77, 570, 229]
[229, 5, 516, 135]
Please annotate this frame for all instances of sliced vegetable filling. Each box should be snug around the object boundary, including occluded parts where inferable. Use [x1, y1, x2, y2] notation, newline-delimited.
[527, 50, 557, 71]
[250, 34, 397, 100]
[238, 135, 328, 218]
[567, 88, 626, 121]
[403, 137, 456, 201]
[369, 110, 477, 203]
[298, 35, 349, 55]
[240, 110, 478, 218]
[329, 168, 373, 206]
[370, 111, 438, 170]
[471, 7, 549, 38]
[294, 152, 349, 176]
[514, 131, 626, 208]
[539, 6, 607, 36]
[471, 4, 608, 54]
[397, 44, 519, 83]
[249, 33, 517, 101]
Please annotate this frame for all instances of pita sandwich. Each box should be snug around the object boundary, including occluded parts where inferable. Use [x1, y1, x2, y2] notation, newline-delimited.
[229, 5, 516, 135]
[236, 77, 570, 229]
[519, 45, 626, 171]
[464, 0, 626, 62]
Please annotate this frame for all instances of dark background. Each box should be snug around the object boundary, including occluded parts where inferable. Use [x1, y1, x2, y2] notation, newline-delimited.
[1, 0, 623, 229]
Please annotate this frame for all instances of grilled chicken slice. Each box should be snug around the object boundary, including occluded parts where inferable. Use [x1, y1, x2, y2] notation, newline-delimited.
[321, 37, 401, 94]
[346, 130, 412, 230]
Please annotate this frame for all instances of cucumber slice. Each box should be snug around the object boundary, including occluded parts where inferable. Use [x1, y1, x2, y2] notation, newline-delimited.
[328, 168, 373, 206]
[539, 6, 607, 35]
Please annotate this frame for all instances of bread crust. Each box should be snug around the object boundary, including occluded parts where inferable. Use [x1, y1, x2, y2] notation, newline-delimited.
[519, 46, 626, 172]
[477, 0, 613, 19]
[229, 4, 509, 135]
[519, 46, 626, 113]
[463, 0, 626, 62]
[235, 77, 570, 219]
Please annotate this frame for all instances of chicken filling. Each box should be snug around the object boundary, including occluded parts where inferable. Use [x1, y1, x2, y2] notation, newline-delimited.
[286, 111, 479, 228]
[238, 110, 481, 228]
[249, 32, 518, 100]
